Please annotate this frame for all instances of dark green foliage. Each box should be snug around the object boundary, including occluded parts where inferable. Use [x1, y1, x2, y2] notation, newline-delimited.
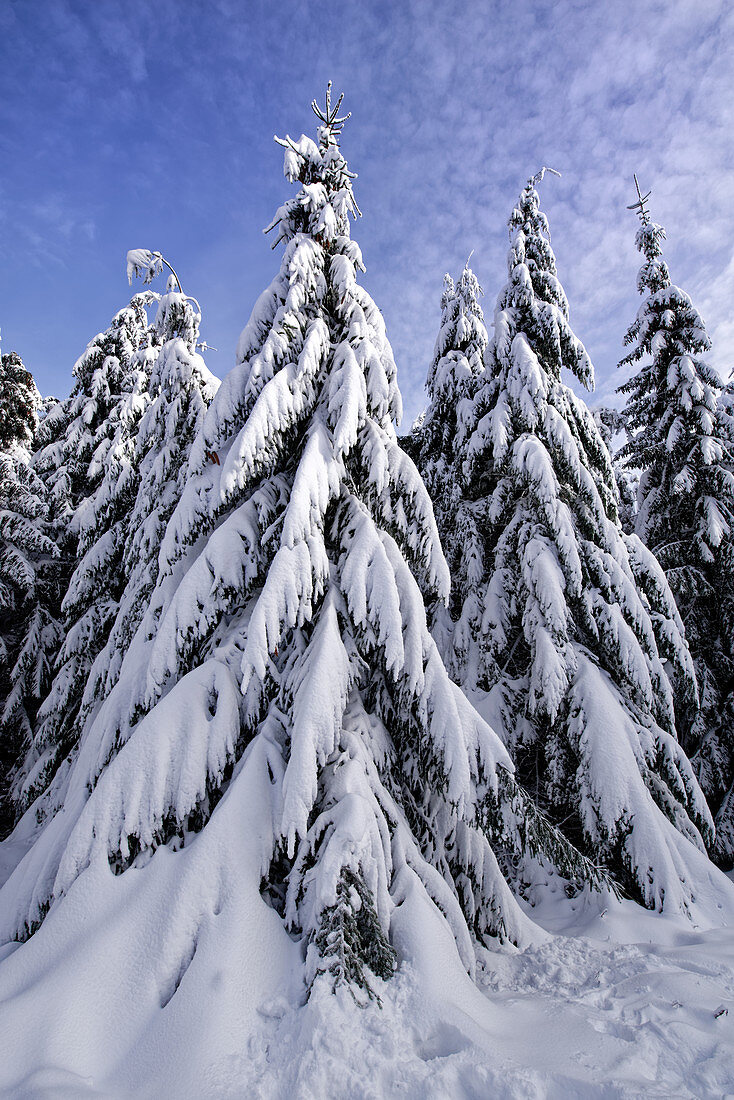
[0, 451, 61, 835]
[311, 868, 397, 1002]
[0, 351, 39, 452]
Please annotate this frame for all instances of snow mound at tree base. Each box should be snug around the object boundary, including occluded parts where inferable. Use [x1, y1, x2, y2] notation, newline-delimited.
[2, 880, 734, 1099]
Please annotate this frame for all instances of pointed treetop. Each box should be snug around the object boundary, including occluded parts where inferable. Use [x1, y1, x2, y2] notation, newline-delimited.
[511, 168, 561, 243]
[440, 272, 455, 311]
[627, 174, 652, 226]
[311, 81, 351, 141]
[624, 176, 668, 286]
[457, 254, 482, 298]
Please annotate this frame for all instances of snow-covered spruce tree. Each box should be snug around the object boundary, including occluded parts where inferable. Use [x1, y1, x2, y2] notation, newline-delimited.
[0, 358, 61, 835]
[13, 294, 159, 812]
[707, 379, 734, 865]
[408, 264, 488, 660]
[80, 272, 219, 715]
[0, 91, 608, 995]
[618, 185, 734, 864]
[0, 351, 40, 453]
[0, 454, 61, 836]
[455, 170, 715, 911]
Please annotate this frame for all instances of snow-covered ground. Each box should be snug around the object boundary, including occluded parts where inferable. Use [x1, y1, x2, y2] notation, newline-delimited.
[246, 913, 734, 1100]
[1, 835, 733, 1100]
[1, 693, 732, 1100]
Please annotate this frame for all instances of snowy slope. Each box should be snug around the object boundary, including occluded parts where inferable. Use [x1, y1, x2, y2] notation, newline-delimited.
[1, 742, 733, 1100]
[1, 843, 733, 1099]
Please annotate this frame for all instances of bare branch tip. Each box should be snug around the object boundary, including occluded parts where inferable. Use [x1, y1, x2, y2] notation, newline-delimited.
[531, 166, 562, 186]
[311, 82, 351, 136]
[627, 173, 652, 225]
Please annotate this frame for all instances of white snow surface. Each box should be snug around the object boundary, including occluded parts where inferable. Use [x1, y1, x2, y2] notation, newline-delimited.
[1, 786, 734, 1099]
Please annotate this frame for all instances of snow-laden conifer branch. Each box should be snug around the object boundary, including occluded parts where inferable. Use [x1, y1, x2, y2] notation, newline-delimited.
[126, 249, 185, 296]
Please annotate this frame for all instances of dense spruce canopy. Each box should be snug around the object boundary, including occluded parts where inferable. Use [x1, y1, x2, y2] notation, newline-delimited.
[713, 379, 734, 863]
[0, 445, 61, 837]
[439, 172, 714, 911]
[80, 277, 219, 721]
[0, 351, 40, 453]
[592, 406, 637, 534]
[2, 95, 734, 1100]
[619, 207, 734, 866]
[0, 353, 61, 835]
[13, 295, 159, 813]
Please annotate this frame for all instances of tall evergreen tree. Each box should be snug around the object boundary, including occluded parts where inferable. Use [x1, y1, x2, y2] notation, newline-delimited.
[618, 182, 734, 865]
[703, 404, 734, 866]
[450, 170, 717, 911]
[81, 275, 219, 717]
[0, 351, 40, 453]
[0, 356, 61, 835]
[13, 295, 159, 813]
[412, 263, 487, 540]
[688, 376, 734, 864]
[408, 264, 488, 663]
[0, 91, 606, 995]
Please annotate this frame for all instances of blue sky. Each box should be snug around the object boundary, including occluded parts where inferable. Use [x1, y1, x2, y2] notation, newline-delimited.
[1, 0, 732, 427]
